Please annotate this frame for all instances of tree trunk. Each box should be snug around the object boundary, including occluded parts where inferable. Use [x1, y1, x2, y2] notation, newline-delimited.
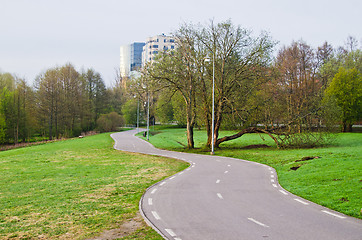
[215, 127, 281, 148]
[342, 122, 347, 132]
[186, 121, 194, 149]
[347, 124, 353, 132]
[49, 113, 53, 140]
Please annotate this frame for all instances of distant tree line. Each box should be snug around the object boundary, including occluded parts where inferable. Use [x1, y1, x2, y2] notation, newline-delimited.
[0, 64, 125, 144]
[131, 20, 361, 149]
[1, 20, 361, 149]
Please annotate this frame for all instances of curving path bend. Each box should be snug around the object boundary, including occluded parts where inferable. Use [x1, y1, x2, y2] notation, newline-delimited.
[111, 129, 362, 240]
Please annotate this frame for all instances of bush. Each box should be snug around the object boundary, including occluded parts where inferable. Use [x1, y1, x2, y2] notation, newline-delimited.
[96, 112, 124, 132]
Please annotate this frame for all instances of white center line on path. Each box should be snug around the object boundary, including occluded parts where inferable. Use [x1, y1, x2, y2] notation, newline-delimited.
[217, 193, 224, 199]
[247, 218, 270, 228]
[151, 188, 157, 194]
[148, 198, 153, 205]
[272, 184, 278, 188]
[216, 179, 220, 184]
[279, 190, 288, 195]
[270, 171, 274, 174]
[152, 211, 161, 220]
[224, 171, 229, 174]
[160, 182, 166, 186]
[322, 210, 346, 219]
[271, 179, 275, 183]
[174, 238, 182, 240]
[271, 175, 275, 178]
[294, 198, 309, 205]
[165, 228, 177, 237]
[228, 164, 231, 167]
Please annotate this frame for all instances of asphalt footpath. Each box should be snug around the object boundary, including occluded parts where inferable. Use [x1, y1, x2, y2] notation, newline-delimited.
[111, 129, 362, 240]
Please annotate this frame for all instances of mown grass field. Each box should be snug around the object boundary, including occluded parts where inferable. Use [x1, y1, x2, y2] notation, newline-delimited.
[143, 127, 362, 219]
[0, 132, 188, 239]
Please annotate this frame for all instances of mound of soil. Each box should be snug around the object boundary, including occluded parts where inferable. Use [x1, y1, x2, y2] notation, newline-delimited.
[241, 144, 270, 149]
[295, 156, 321, 162]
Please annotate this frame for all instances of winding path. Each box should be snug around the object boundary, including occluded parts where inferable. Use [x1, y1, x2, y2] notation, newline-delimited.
[111, 129, 362, 240]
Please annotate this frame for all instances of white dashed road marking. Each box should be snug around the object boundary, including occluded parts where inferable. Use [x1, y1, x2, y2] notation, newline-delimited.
[224, 171, 228, 174]
[216, 179, 220, 184]
[217, 193, 224, 199]
[279, 190, 288, 195]
[160, 182, 166, 186]
[151, 189, 157, 194]
[272, 184, 277, 188]
[247, 218, 270, 228]
[148, 198, 153, 205]
[165, 228, 176, 237]
[294, 198, 309, 205]
[322, 210, 346, 219]
[152, 211, 161, 220]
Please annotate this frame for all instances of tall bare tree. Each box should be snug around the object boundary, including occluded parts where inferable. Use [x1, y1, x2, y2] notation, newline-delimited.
[197, 20, 275, 148]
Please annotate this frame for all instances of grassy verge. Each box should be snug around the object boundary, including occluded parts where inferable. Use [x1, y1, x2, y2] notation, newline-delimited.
[0, 132, 188, 239]
[142, 128, 362, 219]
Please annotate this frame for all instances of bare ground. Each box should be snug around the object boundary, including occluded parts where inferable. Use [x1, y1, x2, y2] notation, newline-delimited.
[86, 213, 144, 240]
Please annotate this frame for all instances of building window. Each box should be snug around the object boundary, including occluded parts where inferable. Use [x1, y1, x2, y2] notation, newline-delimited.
[163, 46, 168, 50]
[171, 45, 175, 49]
[152, 45, 159, 48]
[152, 51, 158, 54]
[170, 39, 175, 43]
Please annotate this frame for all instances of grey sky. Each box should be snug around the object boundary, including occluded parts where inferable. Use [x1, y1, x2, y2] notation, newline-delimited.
[1, 0, 361, 85]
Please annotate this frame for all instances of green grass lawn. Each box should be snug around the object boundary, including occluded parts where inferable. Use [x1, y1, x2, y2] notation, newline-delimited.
[0, 133, 188, 239]
[144, 128, 362, 219]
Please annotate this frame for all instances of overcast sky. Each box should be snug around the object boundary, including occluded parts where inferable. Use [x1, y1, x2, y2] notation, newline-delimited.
[1, 0, 361, 86]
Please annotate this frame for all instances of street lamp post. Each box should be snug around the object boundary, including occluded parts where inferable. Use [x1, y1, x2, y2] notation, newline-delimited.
[205, 52, 215, 155]
[211, 51, 215, 155]
[137, 97, 139, 133]
[147, 92, 150, 141]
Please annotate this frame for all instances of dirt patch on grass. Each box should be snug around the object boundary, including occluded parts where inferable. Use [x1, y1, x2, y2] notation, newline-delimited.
[295, 156, 321, 162]
[241, 144, 270, 149]
[86, 213, 144, 240]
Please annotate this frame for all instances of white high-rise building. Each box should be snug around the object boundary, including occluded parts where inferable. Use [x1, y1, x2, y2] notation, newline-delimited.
[120, 42, 145, 78]
[142, 34, 176, 66]
[120, 44, 131, 78]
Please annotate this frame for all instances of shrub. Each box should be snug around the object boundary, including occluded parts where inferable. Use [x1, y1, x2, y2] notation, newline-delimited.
[96, 112, 124, 132]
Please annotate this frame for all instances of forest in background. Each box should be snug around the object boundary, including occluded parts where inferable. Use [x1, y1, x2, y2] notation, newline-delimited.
[1, 21, 361, 146]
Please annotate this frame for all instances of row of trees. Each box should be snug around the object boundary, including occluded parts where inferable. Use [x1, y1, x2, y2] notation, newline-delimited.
[1, 20, 360, 148]
[0, 64, 125, 144]
[128, 21, 361, 149]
